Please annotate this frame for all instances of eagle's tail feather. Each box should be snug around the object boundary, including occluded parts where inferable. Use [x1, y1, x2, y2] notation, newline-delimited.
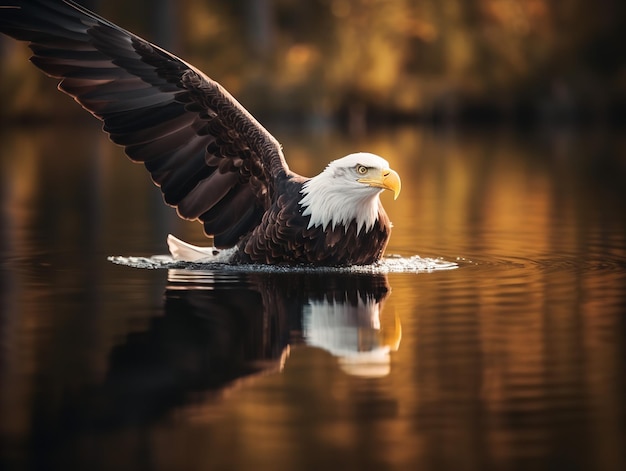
[167, 234, 218, 261]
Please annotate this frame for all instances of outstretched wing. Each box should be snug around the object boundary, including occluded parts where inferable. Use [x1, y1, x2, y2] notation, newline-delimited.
[0, 0, 291, 247]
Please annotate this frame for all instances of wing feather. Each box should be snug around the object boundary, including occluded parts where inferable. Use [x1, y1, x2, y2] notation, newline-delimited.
[177, 171, 239, 220]
[0, 0, 294, 246]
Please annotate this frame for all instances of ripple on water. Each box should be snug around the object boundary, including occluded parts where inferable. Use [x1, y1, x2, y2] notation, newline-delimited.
[532, 255, 626, 274]
[443, 253, 626, 275]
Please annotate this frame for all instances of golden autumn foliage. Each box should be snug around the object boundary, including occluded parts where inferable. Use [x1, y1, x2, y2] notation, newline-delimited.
[1, 0, 624, 122]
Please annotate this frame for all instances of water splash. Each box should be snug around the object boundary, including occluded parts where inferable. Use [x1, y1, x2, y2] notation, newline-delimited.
[107, 254, 458, 274]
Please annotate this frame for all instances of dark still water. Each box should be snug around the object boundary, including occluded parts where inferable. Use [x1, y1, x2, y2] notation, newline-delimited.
[0, 123, 625, 471]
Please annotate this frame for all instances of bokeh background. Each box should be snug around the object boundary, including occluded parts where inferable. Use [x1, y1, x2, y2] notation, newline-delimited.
[2, 0, 625, 129]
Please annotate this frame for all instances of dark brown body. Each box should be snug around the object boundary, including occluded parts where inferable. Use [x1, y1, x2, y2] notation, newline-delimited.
[232, 177, 392, 266]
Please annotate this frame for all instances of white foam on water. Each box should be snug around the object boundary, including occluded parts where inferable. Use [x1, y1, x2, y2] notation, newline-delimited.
[107, 254, 459, 274]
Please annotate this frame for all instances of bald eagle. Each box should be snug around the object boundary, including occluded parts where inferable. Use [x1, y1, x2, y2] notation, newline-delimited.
[0, 0, 401, 266]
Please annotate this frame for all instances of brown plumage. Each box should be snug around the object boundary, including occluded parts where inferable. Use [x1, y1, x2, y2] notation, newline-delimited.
[0, 0, 400, 266]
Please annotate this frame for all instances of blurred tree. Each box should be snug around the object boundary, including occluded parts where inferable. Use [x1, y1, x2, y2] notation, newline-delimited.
[151, 0, 179, 50]
[1, 0, 624, 124]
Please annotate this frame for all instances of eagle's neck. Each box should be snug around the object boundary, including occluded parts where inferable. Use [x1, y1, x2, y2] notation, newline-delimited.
[298, 174, 381, 234]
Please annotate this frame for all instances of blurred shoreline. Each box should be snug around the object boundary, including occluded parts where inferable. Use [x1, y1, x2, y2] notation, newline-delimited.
[1, 0, 625, 130]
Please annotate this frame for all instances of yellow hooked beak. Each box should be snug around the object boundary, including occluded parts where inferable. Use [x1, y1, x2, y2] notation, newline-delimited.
[358, 168, 401, 200]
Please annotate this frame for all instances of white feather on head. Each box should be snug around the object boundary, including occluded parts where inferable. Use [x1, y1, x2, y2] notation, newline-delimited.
[298, 152, 390, 234]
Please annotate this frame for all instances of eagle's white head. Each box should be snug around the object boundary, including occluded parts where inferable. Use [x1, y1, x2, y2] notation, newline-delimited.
[299, 152, 401, 234]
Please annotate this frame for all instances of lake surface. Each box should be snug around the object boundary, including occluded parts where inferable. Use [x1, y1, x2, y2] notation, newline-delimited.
[0, 123, 625, 471]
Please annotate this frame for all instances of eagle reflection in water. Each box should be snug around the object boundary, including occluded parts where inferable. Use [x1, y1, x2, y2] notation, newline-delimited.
[86, 271, 400, 426]
[163, 270, 401, 379]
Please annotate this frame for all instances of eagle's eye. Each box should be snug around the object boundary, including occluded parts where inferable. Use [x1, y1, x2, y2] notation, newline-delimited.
[356, 165, 368, 175]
